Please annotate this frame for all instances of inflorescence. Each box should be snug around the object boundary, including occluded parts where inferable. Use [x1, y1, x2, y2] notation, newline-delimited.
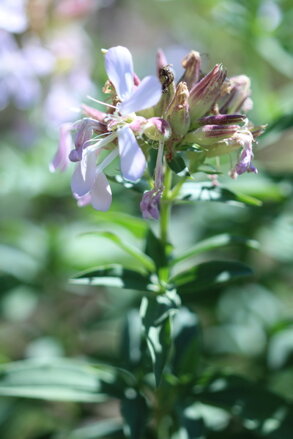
[51, 46, 265, 219]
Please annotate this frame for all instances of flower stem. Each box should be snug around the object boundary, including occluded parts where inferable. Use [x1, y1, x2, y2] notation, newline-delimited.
[160, 163, 172, 247]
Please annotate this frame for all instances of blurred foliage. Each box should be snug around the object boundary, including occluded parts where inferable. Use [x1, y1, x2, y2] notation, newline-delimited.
[0, 0, 293, 438]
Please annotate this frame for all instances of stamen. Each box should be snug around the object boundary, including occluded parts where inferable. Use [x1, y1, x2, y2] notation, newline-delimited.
[87, 131, 118, 153]
[86, 95, 117, 110]
[96, 148, 119, 175]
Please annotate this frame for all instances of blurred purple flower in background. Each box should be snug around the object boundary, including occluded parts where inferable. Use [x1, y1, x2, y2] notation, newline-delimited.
[0, 0, 27, 33]
[0, 31, 54, 110]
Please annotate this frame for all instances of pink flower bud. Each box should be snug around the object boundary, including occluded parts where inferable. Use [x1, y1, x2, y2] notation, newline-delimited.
[183, 124, 238, 146]
[219, 75, 252, 114]
[143, 117, 171, 141]
[198, 114, 246, 126]
[179, 50, 201, 90]
[189, 64, 226, 126]
[167, 82, 190, 138]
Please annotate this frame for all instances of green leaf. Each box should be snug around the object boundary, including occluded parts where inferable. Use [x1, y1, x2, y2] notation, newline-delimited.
[140, 290, 181, 386]
[0, 360, 130, 403]
[196, 374, 293, 438]
[92, 212, 147, 238]
[171, 307, 201, 381]
[148, 147, 158, 177]
[167, 154, 189, 176]
[64, 419, 123, 439]
[121, 391, 149, 439]
[145, 228, 170, 273]
[108, 175, 149, 193]
[171, 261, 253, 295]
[171, 234, 259, 267]
[83, 231, 155, 272]
[71, 264, 159, 293]
[177, 182, 262, 206]
[120, 310, 143, 369]
[173, 405, 205, 439]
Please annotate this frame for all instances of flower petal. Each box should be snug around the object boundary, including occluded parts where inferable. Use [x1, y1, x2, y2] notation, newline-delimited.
[119, 76, 162, 115]
[90, 173, 112, 211]
[50, 123, 72, 172]
[75, 193, 91, 207]
[71, 151, 96, 197]
[104, 46, 134, 101]
[118, 126, 146, 182]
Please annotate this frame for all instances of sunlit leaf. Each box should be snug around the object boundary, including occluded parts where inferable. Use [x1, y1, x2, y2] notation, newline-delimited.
[0, 360, 133, 402]
[91, 211, 147, 238]
[140, 290, 180, 386]
[145, 229, 171, 281]
[120, 310, 143, 370]
[83, 231, 155, 272]
[171, 234, 259, 267]
[171, 261, 253, 295]
[195, 374, 293, 438]
[64, 419, 123, 439]
[171, 307, 201, 381]
[177, 182, 262, 206]
[71, 264, 159, 292]
[121, 391, 149, 439]
[172, 405, 205, 439]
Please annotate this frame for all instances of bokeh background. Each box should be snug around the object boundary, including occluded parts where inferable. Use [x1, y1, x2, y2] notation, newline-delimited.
[0, 0, 293, 437]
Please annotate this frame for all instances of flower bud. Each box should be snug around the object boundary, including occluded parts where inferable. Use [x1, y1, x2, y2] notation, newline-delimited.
[249, 124, 267, 139]
[189, 64, 226, 127]
[166, 82, 190, 137]
[198, 114, 246, 126]
[156, 48, 168, 76]
[154, 65, 176, 115]
[182, 124, 238, 146]
[140, 189, 162, 220]
[229, 131, 257, 178]
[69, 118, 103, 162]
[179, 50, 201, 90]
[143, 117, 171, 141]
[219, 75, 252, 114]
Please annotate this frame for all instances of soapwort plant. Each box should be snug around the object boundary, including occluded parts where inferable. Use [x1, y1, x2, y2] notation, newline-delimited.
[1, 46, 292, 439]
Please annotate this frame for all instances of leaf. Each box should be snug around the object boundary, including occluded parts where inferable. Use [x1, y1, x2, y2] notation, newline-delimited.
[167, 154, 189, 176]
[145, 228, 170, 273]
[120, 309, 143, 369]
[108, 175, 149, 193]
[172, 405, 205, 439]
[140, 290, 181, 386]
[0, 360, 130, 403]
[196, 374, 293, 438]
[92, 212, 147, 238]
[148, 147, 158, 177]
[171, 261, 253, 295]
[171, 307, 201, 381]
[71, 264, 159, 293]
[171, 234, 259, 267]
[83, 231, 155, 272]
[121, 391, 149, 439]
[65, 419, 123, 439]
[177, 182, 262, 206]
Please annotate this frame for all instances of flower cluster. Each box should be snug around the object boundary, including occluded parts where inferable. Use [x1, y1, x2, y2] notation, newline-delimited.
[51, 46, 264, 218]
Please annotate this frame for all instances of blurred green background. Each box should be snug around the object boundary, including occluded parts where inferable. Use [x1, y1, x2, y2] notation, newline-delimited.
[0, 0, 292, 437]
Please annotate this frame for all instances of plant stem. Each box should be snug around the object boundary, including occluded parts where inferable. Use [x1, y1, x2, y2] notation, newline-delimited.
[160, 163, 172, 247]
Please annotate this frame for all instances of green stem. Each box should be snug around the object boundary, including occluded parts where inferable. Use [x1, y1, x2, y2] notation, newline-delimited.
[160, 164, 172, 248]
